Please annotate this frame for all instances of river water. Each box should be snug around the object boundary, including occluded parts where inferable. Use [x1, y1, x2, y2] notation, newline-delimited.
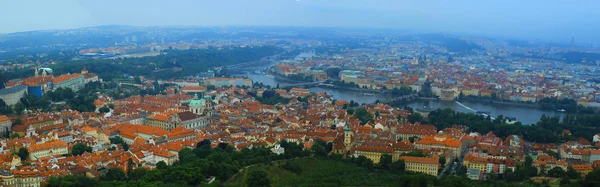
[232, 64, 564, 125]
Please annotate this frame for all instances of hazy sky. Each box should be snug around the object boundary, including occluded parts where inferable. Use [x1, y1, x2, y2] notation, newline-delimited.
[1, 0, 599, 43]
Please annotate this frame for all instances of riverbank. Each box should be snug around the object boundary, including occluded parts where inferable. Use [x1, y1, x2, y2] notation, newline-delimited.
[239, 68, 565, 125]
[269, 72, 392, 94]
[419, 97, 440, 100]
[459, 97, 542, 108]
[319, 85, 387, 93]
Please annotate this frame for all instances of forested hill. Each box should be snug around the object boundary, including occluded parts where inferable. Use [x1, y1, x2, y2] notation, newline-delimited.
[51, 46, 280, 80]
[561, 52, 600, 65]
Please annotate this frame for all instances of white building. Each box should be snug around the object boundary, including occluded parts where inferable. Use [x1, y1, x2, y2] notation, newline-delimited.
[271, 144, 285, 155]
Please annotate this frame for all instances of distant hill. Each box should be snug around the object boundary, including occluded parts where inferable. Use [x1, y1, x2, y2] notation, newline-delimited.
[418, 34, 483, 52]
[561, 52, 600, 65]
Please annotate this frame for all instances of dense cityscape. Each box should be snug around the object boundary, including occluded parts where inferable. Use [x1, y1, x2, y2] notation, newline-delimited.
[2, 2, 600, 187]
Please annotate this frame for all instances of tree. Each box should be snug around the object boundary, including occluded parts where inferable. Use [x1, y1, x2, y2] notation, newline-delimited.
[311, 141, 328, 159]
[442, 176, 470, 187]
[379, 154, 392, 170]
[346, 108, 355, 115]
[247, 169, 270, 187]
[407, 112, 424, 123]
[262, 90, 276, 98]
[178, 148, 198, 165]
[17, 147, 29, 161]
[409, 136, 417, 143]
[560, 177, 571, 186]
[134, 76, 142, 84]
[353, 108, 374, 125]
[47, 175, 97, 187]
[14, 102, 25, 114]
[38, 97, 50, 108]
[110, 136, 129, 151]
[110, 136, 125, 144]
[566, 166, 580, 179]
[361, 158, 374, 171]
[156, 161, 168, 170]
[524, 156, 533, 166]
[99, 106, 110, 113]
[547, 166, 565, 178]
[72, 143, 93, 156]
[391, 160, 406, 173]
[13, 118, 22, 126]
[280, 161, 302, 174]
[0, 99, 10, 114]
[127, 168, 147, 181]
[439, 156, 446, 167]
[100, 168, 127, 181]
[584, 169, 600, 187]
[63, 88, 76, 99]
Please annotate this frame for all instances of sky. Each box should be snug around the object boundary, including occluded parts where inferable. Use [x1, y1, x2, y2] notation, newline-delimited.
[1, 0, 599, 44]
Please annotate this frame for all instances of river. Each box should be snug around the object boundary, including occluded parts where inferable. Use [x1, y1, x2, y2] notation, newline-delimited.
[232, 64, 564, 125]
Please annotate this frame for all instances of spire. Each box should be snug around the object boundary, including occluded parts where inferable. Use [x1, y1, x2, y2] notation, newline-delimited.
[194, 93, 199, 100]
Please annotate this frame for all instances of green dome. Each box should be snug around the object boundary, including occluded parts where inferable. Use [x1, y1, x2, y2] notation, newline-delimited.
[190, 99, 204, 106]
[190, 93, 205, 107]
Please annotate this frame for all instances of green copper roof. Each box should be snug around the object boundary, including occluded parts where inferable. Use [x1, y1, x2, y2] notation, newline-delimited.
[190, 93, 204, 106]
[190, 99, 204, 106]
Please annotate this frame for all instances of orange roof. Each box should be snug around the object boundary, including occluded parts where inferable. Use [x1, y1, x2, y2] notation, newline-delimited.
[290, 88, 309, 92]
[572, 164, 593, 171]
[148, 113, 169, 121]
[182, 86, 207, 91]
[94, 99, 104, 106]
[416, 135, 461, 148]
[54, 73, 83, 83]
[0, 115, 10, 122]
[28, 140, 68, 152]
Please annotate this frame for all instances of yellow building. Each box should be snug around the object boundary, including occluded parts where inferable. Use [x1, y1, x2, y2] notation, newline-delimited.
[27, 140, 68, 160]
[414, 135, 463, 157]
[0, 115, 11, 135]
[145, 113, 169, 130]
[521, 94, 537, 102]
[0, 169, 43, 187]
[354, 146, 393, 164]
[464, 158, 486, 172]
[440, 89, 456, 101]
[401, 155, 440, 176]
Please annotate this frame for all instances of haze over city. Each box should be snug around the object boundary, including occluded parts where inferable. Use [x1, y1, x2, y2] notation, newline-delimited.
[3, 1, 600, 186]
[2, 0, 600, 43]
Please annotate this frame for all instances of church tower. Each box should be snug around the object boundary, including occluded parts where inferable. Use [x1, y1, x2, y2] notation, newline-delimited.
[81, 66, 88, 74]
[343, 124, 353, 150]
[203, 94, 213, 117]
[189, 93, 204, 115]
